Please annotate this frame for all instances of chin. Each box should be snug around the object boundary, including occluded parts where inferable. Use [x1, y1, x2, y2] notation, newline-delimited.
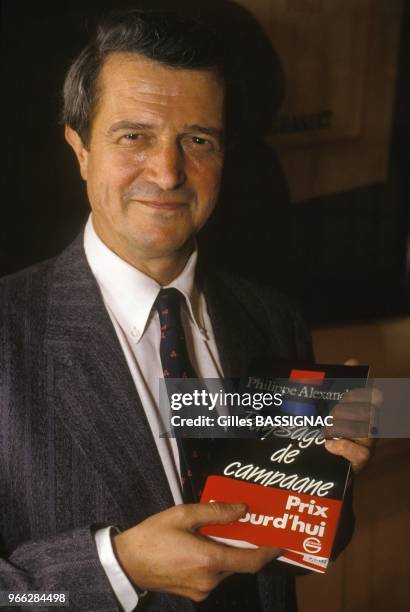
[131, 230, 194, 258]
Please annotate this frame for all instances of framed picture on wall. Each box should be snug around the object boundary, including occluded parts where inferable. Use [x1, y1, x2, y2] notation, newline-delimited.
[237, 0, 404, 203]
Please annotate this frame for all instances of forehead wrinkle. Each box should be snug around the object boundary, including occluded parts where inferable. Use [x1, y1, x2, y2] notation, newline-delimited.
[106, 99, 184, 127]
[95, 54, 224, 130]
[108, 85, 211, 106]
[104, 91, 223, 125]
[100, 56, 223, 102]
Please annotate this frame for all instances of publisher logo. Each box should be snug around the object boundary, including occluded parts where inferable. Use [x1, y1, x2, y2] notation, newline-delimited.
[303, 537, 322, 554]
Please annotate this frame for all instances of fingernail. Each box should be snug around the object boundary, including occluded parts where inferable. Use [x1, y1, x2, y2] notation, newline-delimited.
[325, 440, 335, 450]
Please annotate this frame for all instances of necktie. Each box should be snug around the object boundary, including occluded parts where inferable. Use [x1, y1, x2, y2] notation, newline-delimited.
[155, 288, 206, 502]
[155, 288, 196, 380]
[155, 288, 261, 611]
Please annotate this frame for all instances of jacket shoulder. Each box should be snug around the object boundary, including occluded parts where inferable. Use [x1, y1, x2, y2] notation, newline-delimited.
[209, 270, 314, 362]
[212, 270, 303, 322]
[0, 256, 57, 321]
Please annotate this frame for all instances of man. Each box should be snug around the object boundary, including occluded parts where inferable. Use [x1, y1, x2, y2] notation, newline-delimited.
[0, 9, 374, 612]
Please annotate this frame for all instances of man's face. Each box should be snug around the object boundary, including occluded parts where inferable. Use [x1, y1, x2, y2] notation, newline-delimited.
[66, 52, 225, 264]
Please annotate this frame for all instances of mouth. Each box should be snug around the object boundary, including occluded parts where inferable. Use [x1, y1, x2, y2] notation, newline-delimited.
[137, 200, 189, 211]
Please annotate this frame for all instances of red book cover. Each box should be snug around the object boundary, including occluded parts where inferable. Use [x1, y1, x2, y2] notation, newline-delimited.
[199, 364, 369, 573]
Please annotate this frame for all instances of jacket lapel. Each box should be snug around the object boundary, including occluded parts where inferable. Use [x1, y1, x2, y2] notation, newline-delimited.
[43, 236, 174, 526]
[202, 272, 270, 379]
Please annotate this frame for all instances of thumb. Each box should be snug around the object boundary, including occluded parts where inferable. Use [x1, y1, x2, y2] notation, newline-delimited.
[180, 502, 248, 530]
[344, 358, 359, 366]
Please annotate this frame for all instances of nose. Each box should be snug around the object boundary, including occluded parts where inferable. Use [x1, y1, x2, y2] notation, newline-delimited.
[144, 140, 186, 191]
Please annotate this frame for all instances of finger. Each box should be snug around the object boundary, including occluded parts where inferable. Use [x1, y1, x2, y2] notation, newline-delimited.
[340, 387, 383, 407]
[186, 589, 211, 603]
[219, 544, 282, 574]
[331, 402, 374, 422]
[323, 419, 371, 438]
[325, 438, 370, 472]
[329, 400, 374, 432]
[344, 358, 359, 366]
[177, 502, 248, 530]
[350, 437, 374, 449]
[164, 584, 212, 603]
[323, 436, 374, 449]
[203, 569, 232, 590]
[217, 570, 233, 580]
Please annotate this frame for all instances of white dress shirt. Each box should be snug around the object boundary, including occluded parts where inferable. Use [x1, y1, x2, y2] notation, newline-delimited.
[84, 216, 223, 611]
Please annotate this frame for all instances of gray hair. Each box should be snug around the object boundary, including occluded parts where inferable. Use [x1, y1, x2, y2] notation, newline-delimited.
[62, 9, 226, 146]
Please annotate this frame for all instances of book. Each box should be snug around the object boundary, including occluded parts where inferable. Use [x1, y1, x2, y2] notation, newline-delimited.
[199, 364, 369, 573]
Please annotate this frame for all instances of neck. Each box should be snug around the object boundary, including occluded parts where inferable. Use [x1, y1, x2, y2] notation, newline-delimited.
[124, 245, 193, 286]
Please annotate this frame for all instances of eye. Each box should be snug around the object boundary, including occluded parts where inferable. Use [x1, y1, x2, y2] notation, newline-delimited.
[192, 136, 211, 146]
[120, 132, 144, 143]
[186, 135, 217, 153]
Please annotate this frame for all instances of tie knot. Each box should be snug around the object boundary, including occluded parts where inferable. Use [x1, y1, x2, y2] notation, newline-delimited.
[155, 287, 181, 308]
[154, 288, 183, 329]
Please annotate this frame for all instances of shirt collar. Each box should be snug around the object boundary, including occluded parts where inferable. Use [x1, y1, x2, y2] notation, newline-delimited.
[83, 215, 202, 342]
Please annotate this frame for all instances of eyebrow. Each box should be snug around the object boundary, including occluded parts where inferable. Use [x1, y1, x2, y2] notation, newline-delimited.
[108, 121, 223, 140]
[108, 121, 155, 134]
[185, 124, 223, 140]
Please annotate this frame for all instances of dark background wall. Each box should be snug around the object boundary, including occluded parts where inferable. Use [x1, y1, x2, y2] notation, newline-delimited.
[1, 0, 409, 324]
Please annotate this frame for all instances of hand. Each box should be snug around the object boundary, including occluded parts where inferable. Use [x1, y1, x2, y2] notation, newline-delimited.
[324, 358, 382, 473]
[113, 502, 281, 602]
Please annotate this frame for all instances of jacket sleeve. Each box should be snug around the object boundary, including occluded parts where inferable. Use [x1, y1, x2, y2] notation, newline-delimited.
[0, 527, 120, 611]
[330, 477, 355, 561]
[290, 301, 315, 363]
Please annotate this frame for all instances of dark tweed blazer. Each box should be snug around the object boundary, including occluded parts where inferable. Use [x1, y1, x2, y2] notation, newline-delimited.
[0, 234, 353, 611]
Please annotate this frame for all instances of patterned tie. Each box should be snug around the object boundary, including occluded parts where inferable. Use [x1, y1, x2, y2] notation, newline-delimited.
[155, 288, 206, 502]
[155, 288, 261, 611]
[155, 288, 196, 380]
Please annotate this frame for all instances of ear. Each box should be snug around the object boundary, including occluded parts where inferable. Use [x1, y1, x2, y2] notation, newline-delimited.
[65, 125, 89, 180]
